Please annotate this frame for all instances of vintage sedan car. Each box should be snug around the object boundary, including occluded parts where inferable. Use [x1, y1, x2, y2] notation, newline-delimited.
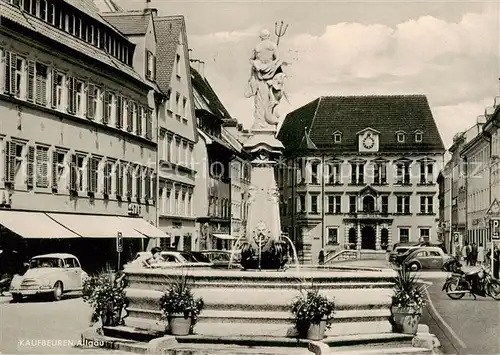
[10, 253, 87, 302]
[402, 247, 453, 271]
[126, 251, 212, 268]
[199, 250, 241, 269]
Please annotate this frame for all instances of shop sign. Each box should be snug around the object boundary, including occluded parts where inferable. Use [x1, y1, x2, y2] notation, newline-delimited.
[128, 203, 141, 216]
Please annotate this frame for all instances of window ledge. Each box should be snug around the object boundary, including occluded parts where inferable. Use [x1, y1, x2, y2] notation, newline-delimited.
[417, 213, 436, 216]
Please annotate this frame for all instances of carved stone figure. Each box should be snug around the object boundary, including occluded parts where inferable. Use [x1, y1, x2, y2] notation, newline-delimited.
[245, 29, 287, 130]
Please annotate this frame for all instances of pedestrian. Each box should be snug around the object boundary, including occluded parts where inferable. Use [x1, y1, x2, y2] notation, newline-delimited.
[455, 244, 463, 262]
[478, 243, 485, 266]
[471, 243, 478, 266]
[462, 241, 471, 266]
[143, 247, 165, 268]
[486, 245, 500, 279]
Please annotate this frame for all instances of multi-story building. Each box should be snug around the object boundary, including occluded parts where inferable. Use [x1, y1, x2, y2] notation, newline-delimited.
[191, 64, 250, 250]
[153, 15, 197, 251]
[485, 103, 500, 204]
[461, 130, 490, 246]
[441, 160, 453, 250]
[277, 95, 445, 264]
[0, 0, 166, 271]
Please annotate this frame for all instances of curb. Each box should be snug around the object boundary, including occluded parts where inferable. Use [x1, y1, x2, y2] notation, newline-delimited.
[424, 288, 467, 355]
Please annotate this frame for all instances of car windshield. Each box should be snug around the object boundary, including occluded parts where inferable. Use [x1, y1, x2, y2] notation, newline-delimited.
[190, 253, 210, 263]
[210, 253, 231, 262]
[30, 257, 63, 268]
[180, 252, 198, 262]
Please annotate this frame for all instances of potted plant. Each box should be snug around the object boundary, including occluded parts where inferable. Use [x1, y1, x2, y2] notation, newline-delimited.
[159, 273, 204, 336]
[391, 264, 427, 335]
[82, 271, 126, 327]
[290, 284, 336, 340]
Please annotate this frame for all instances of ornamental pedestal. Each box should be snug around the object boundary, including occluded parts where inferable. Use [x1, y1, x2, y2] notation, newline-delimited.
[240, 129, 287, 270]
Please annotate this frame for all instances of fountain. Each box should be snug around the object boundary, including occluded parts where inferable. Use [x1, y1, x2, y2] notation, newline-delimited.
[88, 29, 409, 354]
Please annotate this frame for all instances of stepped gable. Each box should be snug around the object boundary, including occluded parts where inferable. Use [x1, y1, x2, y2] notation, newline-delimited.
[278, 95, 445, 155]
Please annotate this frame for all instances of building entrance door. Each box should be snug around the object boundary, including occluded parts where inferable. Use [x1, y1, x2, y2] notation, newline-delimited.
[361, 226, 376, 250]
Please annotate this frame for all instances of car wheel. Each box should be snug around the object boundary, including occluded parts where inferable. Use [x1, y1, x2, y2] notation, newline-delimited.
[53, 281, 63, 301]
[408, 262, 421, 271]
[11, 293, 23, 303]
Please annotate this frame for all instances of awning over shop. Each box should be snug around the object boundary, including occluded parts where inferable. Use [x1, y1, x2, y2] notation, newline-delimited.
[46, 213, 145, 238]
[0, 211, 79, 238]
[118, 217, 168, 238]
[212, 234, 236, 240]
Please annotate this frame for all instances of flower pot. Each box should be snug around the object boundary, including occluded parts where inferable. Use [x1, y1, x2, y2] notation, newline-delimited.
[169, 313, 192, 336]
[306, 321, 326, 340]
[391, 306, 421, 335]
[101, 309, 121, 326]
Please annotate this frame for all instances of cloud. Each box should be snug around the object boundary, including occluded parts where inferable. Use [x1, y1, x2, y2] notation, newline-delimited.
[187, 8, 498, 150]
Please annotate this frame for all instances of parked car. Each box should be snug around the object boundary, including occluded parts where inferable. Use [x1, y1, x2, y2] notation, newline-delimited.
[402, 247, 453, 271]
[127, 251, 212, 268]
[9, 253, 87, 302]
[389, 245, 421, 263]
[199, 250, 241, 269]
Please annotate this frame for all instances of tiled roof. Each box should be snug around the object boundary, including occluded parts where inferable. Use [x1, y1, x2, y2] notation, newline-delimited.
[190, 65, 232, 119]
[278, 95, 445, 155]
[154, 15, 183, 93]
[0, 2, 145, 85]
[101, 13, 149, 35]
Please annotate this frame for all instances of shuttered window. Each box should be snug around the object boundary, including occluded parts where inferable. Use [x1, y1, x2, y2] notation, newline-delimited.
[103, 160, 113, 196]
[135, 165, 142, 200]
[35, 63, 48, 106]
[136, 106, 143, 136]
[35, 146, 49, 188]
[26, 146, 35, 188]
[144, 168, 151, 200]
[87, 83, 96, 119]
[127, 101, 135, 132]
[4, 141, 16, 184]
[126, 164, 133, 198]
[51, 150, 66, 190]
[51, 69, 63, 109]
[116, 95, 123, 128]
[152, 170, 157, 204]
[27, 60, 35, 102]
[115, 162, 123, 198]
[4, 51, 17, 96]
[103, 90, 113, 124]
[70, 154, 77, 191]
[145, 109, 153, 140]
[87, 157, 98, 194]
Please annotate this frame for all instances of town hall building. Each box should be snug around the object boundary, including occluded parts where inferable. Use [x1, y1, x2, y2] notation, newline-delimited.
[277, 95, 445, 264]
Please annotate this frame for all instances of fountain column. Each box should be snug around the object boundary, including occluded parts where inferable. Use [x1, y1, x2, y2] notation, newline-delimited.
[240, 128, 285, 269]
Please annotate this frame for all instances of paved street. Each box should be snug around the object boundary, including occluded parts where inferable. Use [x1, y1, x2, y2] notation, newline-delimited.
[422, 275, 500, 355]
[0, 295, 128, 354]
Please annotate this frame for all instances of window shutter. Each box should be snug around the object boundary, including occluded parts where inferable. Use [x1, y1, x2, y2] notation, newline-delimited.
[51, 150, 58, 189]
[116, 95, 122, 128]
[51, 69, 57, 108]
[36, 148, 42, 187]
[36, 66, 47, 106]
[87, 83, 95, 119]
[136, 166, 142, 199]
[4, 141, 13, 184]
[103, 161, 110, 195]
[27, 60, 35, 102]
[127, 100, 133, 132]
[136, 106, 142, 136]
[126, 165, 132, 198]
[70, 154, 77, 191]
[103, 90, 109, 124]
[144, 168, 150, 200]
[0, 49, 5, 93]
[8, 52, 16, 95]
[115, 162, 122, 197]
[152, 170, 157, 203]
[27, 146, 35, 187]
[146, 109, 153, 139]
[67, 76, 74, 113]
[152, 55, 156, 80]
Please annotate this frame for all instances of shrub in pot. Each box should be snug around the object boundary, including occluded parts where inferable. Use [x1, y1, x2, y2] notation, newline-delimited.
[391, 265, 426, 335]
[82, 271, 126, 327]
[290, 284, 336, 340]
[159, 272, 204, 336]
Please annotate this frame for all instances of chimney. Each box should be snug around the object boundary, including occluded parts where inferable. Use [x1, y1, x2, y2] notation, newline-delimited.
[200, 61, 205, 78]
[477, 114, 486, 124]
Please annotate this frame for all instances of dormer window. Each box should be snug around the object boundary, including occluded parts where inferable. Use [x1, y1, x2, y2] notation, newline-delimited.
[396, 131, 406, 143]
[415, 131, 423, 143]
[332, 131, 342, 144]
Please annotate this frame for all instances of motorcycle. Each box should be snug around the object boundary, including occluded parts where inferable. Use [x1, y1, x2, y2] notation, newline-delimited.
[441, 258, 500, 301]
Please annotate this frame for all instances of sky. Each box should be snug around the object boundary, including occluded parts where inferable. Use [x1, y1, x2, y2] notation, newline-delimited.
[117, 0, 499, 150]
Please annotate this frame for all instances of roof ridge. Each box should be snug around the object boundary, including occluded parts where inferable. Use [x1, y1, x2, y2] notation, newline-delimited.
[308, 97, 322, 137]
[155, 15, 185, 21]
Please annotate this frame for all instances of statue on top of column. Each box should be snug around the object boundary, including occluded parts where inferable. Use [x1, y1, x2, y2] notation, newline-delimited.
[245, 29, 287, 130]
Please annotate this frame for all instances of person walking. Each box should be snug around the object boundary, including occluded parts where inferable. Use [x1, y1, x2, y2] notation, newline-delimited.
[462, 241, 471, 266]
[471, 243, 478, 266]
[477, 243, 485, 266]
[486, 245, 500, 279]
